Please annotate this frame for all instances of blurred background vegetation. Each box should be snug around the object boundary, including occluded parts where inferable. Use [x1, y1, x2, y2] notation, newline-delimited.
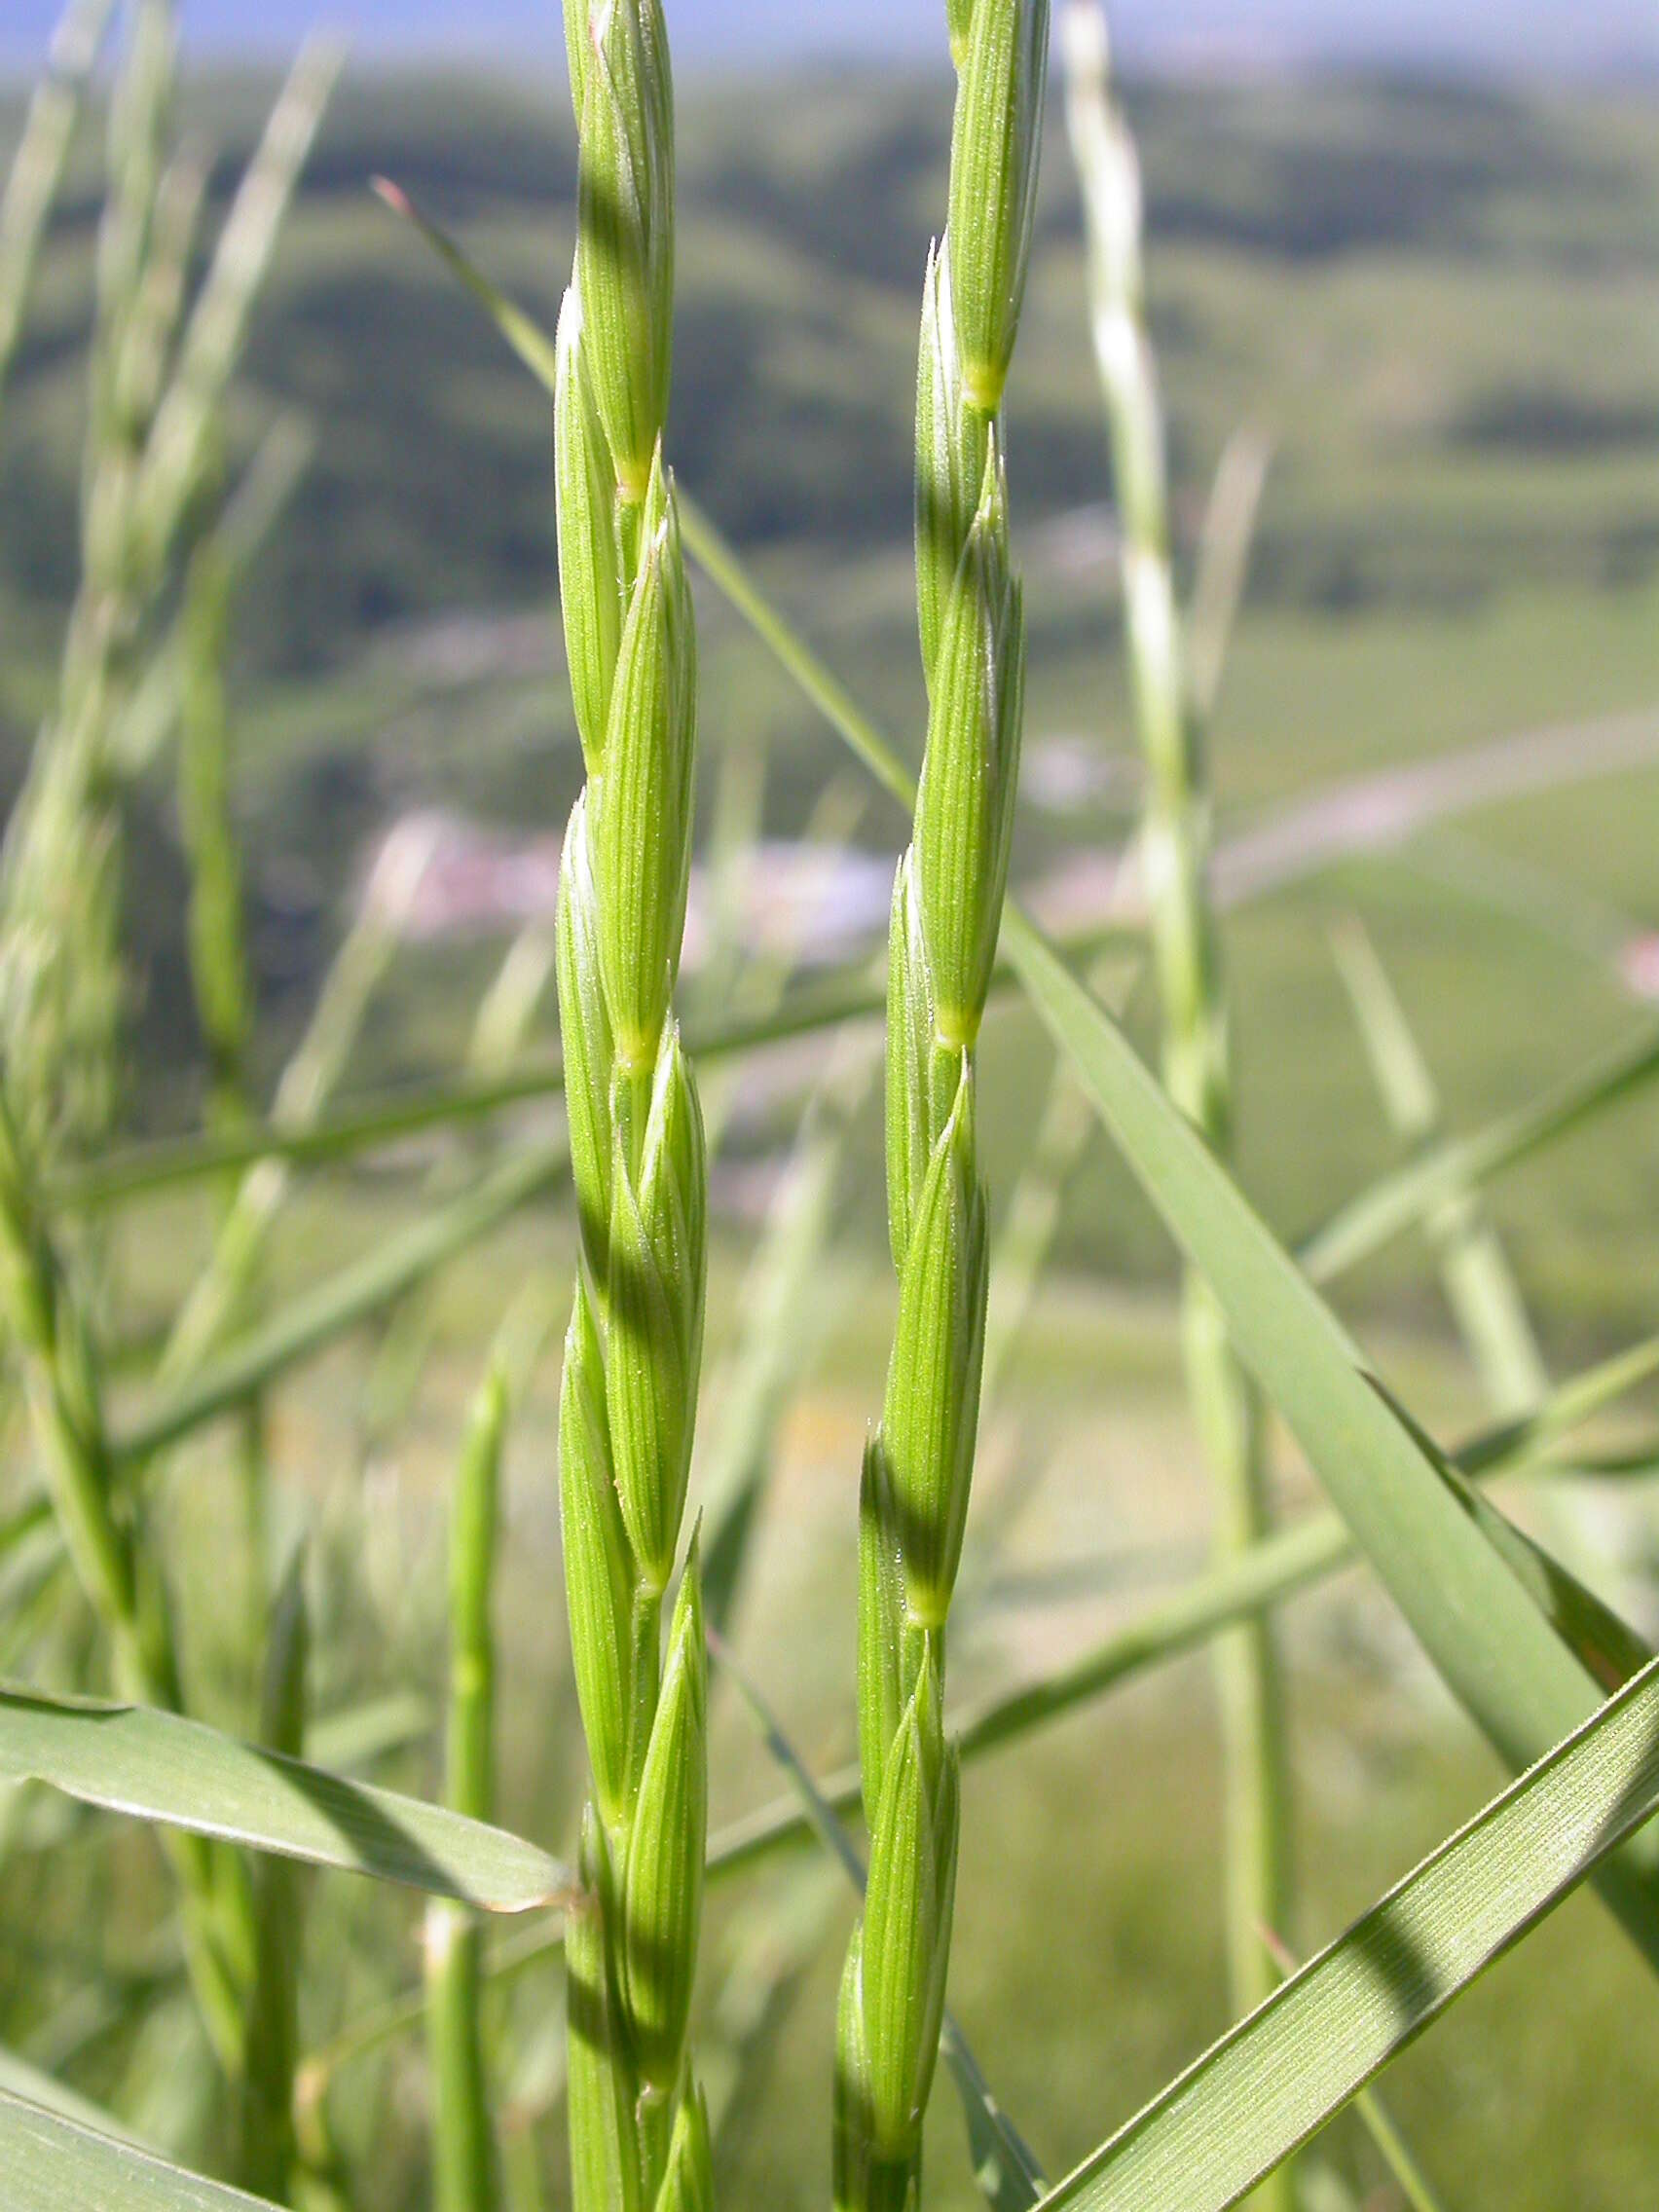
[3, 39, 1658, 2211]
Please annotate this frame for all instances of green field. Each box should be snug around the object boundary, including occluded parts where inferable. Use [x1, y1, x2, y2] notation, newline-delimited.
[3, 49, 1659, 2212]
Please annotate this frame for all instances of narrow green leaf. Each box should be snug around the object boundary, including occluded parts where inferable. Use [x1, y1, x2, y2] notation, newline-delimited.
[0, 1686, 571, 1911]
[1031, 1652, 1659, 2212]
[1000, 909, 1659, 1963]
[0, 2088, 282, 2211]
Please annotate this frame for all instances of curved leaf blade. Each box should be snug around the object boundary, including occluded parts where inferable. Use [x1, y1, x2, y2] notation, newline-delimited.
[0, 1687, 571, 1912]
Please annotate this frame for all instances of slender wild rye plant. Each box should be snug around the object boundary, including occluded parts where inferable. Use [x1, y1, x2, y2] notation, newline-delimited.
[553, 3, 714, 2206]
[835, 4, 1048, 2206]
[0, 18, 336, 1168]
[1060, 3, 1290, 2113]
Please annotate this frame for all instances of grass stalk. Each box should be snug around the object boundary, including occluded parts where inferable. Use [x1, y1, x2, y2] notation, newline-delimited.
[240, 1552, 309, 2200]
[1060, 4, 1290, 2120]
[426, 1359, 509, 2212]
[836, 6, 1050, 2205]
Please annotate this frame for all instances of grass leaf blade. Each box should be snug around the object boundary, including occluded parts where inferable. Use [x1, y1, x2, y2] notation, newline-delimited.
[0, 1686, 571, 1912]
[1032, 1651, 1659, 2212]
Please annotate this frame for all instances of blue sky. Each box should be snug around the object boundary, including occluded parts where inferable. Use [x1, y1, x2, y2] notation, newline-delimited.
[4, 0, 1657, 78]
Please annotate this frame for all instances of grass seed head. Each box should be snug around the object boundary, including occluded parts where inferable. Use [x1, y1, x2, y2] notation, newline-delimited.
[573, 0, 675, 498]
[946, 0, 1050, 414]
[858, 1650, 956, 2161]
[591, 456, 697, 1072]
[914, 238, 990, 688]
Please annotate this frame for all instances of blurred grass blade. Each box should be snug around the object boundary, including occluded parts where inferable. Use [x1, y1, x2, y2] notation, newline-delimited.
[701, 1038, 877, 1627]
[1029, 1651, 1659, 2212]
[1186, 427, 1272, 724]
[0, 1494, 53, 1566]
[0, 1685, 571, 1911]
[426, 1355, 509, 2212]
[1301, 1019, 1659, 1286]
[1000, 910, 1659, 1960]
[952, 1322, 1659, 1758]
[1373, 1381, 1650, 1695]
[50, 965, 880, 1209]
[113, 412, 315, 779]
[708, 1630, 1047, 2211]
[240, 1553, 310, 2197]
[0, 2088, 282, 2210]
[1332, 915, 1546, 1418]
[115, 1137, 568, 1460]
[1462, 1328, 1659, 1479]
[305, 1691, 433, 1773]
[0, 0, 116, 423]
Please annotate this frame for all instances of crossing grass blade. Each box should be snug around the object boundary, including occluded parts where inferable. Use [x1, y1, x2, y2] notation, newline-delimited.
[51, 924, 1131, 1215]
[999, 911, 1659, 1962]
[0, 2089, 284, 2212]
[0, 1685, 572, 1911]
[1027, 1649, 1659, 2212]
[293, 1286, 1659, 2094]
